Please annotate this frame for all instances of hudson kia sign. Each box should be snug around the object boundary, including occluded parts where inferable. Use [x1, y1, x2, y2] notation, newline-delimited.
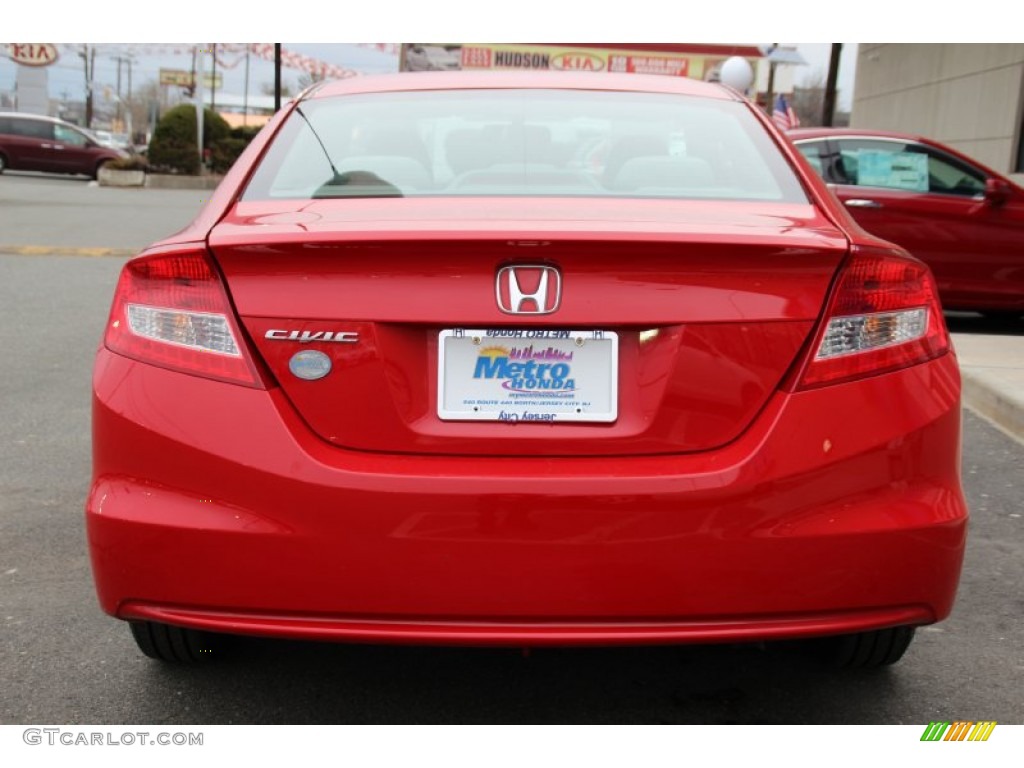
[7, 44, 59, 67]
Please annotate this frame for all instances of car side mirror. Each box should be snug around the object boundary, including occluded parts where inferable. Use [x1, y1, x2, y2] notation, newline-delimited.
[983, 178, 1012, 207]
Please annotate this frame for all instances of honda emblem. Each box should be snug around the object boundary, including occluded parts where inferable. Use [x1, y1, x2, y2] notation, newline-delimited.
[495, 265, 562, 315]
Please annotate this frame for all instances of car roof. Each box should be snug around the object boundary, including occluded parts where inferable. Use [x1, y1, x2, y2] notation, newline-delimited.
[310, 71, 740, 102]
[0, 111, 63, 122]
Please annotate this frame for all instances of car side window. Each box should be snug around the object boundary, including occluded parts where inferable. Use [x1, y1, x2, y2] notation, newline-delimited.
[54, 124, 90, 147]
[12, 119, 54, 140]
[795, 141, 825, 175]
[835, 139, 986, 197]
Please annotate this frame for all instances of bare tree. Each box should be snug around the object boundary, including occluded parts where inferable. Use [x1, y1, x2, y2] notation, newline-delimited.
[261, 81, 294, 98]
[792, 68, 827, 127]
[129, 80, 164, 141]
[297, 69, 328, 91]
[791, 67, 850, 128]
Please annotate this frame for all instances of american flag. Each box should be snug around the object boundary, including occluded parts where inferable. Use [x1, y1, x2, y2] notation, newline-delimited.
[772, 94, 800, 131]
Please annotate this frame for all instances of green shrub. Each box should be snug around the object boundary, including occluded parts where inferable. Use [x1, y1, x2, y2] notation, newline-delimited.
[147, 105, 231, 175]
[210, 137, 249, 174]
[207, 124, 263, 173]
[230, 124, 262, 142]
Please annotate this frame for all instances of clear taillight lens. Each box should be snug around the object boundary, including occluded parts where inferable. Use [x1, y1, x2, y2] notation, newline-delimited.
[816, 307, 929, 359]
[797, 248, 950, 389]
[104, 247, 264, 388]
[126, 305, 241, 356]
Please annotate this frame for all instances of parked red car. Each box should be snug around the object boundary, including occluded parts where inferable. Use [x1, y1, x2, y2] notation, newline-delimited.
[791, 127, 1024, 317]
[87, 73, 967, 668]
[0, 112, 126, 178]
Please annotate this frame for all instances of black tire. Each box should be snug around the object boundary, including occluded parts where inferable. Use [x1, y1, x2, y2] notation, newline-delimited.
[129, 620, 219, 662]
[0, 152, 7, 173]
[819, 626, 916, 669]
[980, 310, 1022, 322]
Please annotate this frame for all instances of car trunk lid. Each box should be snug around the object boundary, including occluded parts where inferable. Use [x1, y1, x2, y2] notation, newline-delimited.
[208, 197, 848, 456]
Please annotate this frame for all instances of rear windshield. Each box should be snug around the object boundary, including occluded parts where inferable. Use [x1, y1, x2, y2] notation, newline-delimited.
[242, 89, 807, 203]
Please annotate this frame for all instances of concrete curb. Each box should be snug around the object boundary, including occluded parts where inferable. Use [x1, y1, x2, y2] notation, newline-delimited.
[953, 333, 1024, 444]
[961, 368, 1024, 443]
[145, 174, 224, 190]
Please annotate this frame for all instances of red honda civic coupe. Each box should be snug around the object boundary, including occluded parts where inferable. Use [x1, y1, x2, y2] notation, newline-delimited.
[87, 72, 967, 668]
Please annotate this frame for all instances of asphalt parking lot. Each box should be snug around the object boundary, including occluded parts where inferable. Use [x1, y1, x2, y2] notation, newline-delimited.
[1, 172, 1022, 724]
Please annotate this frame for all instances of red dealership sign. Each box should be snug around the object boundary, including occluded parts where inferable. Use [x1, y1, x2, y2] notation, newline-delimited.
[7, 43, 59, 67]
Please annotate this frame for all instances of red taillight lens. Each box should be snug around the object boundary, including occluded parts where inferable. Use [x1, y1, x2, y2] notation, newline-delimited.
[104, 247, 264, 388]
[796, 247, 950, 389]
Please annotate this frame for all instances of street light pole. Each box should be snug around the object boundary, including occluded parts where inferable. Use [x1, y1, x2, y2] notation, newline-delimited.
[211, 43, 217, 113]
[243, 46, 250, 127]
[195, 44, 206, 175]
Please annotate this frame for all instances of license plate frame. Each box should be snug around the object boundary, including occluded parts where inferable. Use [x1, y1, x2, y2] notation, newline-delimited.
[437, 329, 618, 423]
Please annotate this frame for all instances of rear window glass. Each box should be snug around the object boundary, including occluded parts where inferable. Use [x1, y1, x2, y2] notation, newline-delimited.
[242, 89, 807, 203]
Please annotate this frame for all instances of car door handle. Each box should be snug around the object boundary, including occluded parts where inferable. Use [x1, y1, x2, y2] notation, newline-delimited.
[40, 143, 53, 149]
[844, 198, 883, 209]
[53, 145, 65, 150]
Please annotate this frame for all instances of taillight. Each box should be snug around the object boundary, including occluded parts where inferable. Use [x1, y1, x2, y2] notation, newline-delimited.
[796, 247, 950, 389]
[104, 246, 264, 388]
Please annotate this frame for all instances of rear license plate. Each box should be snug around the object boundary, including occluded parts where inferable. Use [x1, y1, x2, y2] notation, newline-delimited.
[438, 329, 618, 423]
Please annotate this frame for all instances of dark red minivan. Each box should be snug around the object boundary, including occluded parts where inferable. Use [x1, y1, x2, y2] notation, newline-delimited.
[0, 112, 125, 178]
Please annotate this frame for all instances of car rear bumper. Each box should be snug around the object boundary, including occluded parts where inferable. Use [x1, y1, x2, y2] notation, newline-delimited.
[120, 603, 935, 646]
[87, 348, 968, 645]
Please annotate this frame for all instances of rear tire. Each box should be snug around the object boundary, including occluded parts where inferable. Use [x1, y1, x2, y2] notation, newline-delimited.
[819, 626, 916, 669]
[0, 152, 7, 173]
[129, 620, 219, 662]
[980, 310, 1022, 322]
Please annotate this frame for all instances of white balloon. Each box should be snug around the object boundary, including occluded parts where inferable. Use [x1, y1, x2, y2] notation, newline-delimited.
[719, 56, 754, 93]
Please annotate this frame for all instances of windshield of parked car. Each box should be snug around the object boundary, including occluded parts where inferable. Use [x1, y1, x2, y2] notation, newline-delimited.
[242, 89, 807, 203]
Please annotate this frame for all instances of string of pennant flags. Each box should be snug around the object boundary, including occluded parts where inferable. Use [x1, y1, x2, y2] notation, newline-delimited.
[58, 43, 401, 79]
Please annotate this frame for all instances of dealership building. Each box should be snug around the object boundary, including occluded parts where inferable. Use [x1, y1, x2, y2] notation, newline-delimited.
[851, 44, 1024, 179]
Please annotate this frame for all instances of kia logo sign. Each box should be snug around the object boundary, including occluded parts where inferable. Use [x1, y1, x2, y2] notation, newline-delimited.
[496, 265, 562, 315]
[7, 44, 59, 67]
[550, 53, 605, 72]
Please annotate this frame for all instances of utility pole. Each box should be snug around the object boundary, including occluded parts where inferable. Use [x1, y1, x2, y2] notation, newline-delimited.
[79, 45, 96, 129]
[113, 54, 124, 128]
[274, 44, 282, 111]
[822, 43, 842, 127]
[764, 44, 778, 114]
[126, 56, 133, 139]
